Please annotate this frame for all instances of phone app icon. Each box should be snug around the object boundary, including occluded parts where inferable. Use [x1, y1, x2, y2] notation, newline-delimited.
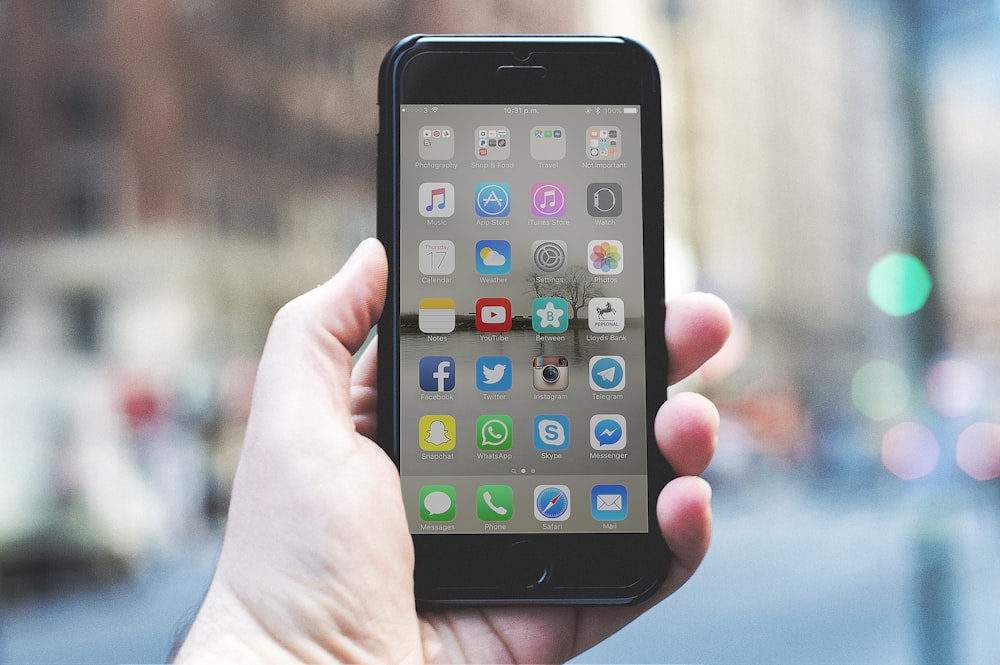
[419, 182, 454, 217]
[475, 125, 510, 160]
[476, 297, 512, 332]
[418, 239, 455, 275]
[477, 415, 513, 450]
[588, 240, 624, 275]
[418, 297, 455, 334]
[475, 239, 511, 275]
[475, 356, 513, 391]
[418, 356, 455, 393]
[588, 297, 625, 333]
[418, 126, 454, 160]
[534, 414, 570, 450]
[530, 182, 567, 217]
[474, 183, 511, 217]
[420, 485, 456, 521]
[591, 484, 628, 521]
[531, 240, 567, 276]
[419, 415, 456, 451]
[590, 414, 627, 450]
[586, 126, 622, 160]
[590, 356, 625, 391]
[477, 485, 514, 521]
[532, 355, 569, 391]
[532, 297, 569, 333]
[534, 485, 571, 521]
[587, 183, 623, 217]
[530, 126, 566, 160]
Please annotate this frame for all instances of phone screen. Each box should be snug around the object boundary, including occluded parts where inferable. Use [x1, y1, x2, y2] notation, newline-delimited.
[397, 104, 648, 535]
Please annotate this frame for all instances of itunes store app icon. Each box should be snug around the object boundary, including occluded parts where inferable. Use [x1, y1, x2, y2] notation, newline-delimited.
[530, 183, 567, 217]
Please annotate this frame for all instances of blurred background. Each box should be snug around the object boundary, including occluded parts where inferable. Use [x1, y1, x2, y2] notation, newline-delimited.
[1, 0, 998, 663]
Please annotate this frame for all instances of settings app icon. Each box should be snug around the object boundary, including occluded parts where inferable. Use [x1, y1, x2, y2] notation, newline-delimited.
[531, 240, 568, 276]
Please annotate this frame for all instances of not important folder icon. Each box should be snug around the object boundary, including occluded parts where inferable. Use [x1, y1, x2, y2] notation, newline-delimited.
[419, 297, 456, 334]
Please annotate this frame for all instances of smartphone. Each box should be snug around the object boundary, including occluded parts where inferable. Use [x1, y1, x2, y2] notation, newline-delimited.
[376, 35, 670, 605]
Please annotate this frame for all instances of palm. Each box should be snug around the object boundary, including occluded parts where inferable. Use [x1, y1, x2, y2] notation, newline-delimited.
[178, 240, 728, 664]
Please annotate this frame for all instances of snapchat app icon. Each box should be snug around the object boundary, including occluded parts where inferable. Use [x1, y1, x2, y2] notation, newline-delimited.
[419, 415, 456, 451]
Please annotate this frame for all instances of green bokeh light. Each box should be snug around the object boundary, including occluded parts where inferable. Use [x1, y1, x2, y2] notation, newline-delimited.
[867, 253, 932, 316]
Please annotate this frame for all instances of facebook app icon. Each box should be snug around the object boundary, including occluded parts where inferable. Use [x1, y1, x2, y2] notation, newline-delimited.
[419, 356, 455, 392]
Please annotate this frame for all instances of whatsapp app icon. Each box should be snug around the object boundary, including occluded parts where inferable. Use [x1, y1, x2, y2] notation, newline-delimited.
[477, 414, 512, 450]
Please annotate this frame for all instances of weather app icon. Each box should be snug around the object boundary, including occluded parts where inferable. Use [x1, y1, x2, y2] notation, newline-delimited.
[590, 414, 626, 450]
[475, 239, 511, 275]
[475, 183, 511, 217]
[589, 355, 625, 391]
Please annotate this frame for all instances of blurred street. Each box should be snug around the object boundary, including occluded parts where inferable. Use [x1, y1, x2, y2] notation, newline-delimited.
[3, 482, 998, 665]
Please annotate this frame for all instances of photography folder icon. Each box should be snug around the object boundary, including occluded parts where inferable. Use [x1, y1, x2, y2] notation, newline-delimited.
[596, 493, 623, 511]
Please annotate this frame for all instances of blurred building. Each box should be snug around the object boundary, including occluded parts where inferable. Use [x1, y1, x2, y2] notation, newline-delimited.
[920, 0, 1000, 356]
[656, 0, 919, 465]
[0, 0, 576, 569]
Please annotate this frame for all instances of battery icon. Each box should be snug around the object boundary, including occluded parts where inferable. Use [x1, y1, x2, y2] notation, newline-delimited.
[623, 107, 638, 114]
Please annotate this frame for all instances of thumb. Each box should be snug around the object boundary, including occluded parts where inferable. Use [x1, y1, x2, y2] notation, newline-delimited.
[245, 238, 387, 448]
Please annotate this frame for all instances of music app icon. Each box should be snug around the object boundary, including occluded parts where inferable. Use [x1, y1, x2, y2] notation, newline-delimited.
[530, 183, 567, 217]
[418, 182, 455, 218]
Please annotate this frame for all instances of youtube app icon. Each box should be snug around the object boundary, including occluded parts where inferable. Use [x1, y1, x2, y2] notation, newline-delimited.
[476, 297, 512, 332]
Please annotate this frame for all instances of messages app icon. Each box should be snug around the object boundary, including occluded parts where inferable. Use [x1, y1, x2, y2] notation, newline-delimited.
[420, 485, 456, 521]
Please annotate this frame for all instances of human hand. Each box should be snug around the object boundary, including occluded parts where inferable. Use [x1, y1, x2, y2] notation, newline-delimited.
[175, 238, 731, 664]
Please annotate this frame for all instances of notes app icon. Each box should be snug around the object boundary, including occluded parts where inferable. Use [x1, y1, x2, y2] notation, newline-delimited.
[419, 182, 454, 218]
[419, 298, 455, 334]
[530, 183, 567, 217]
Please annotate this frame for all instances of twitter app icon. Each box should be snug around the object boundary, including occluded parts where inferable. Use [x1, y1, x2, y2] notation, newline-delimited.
[476, 356, 513, 391]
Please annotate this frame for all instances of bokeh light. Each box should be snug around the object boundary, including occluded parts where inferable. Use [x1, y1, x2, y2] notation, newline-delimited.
[925, 358, 987, 418]
[955, 422, 1000, 481]
[881, 422, 940, 480]
[867, 253, 933, 316]
[852, 360, 911, 421]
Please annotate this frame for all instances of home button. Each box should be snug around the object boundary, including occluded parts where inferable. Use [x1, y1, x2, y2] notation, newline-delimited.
[507, 541, 550, 589]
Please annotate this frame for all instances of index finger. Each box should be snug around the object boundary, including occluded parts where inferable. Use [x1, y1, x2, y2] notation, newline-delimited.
[665, 292, 732, 385]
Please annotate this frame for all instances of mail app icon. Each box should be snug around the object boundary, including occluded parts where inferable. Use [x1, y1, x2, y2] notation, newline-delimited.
[596, 493, 622, 511]
[591, 484, 628, 521]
